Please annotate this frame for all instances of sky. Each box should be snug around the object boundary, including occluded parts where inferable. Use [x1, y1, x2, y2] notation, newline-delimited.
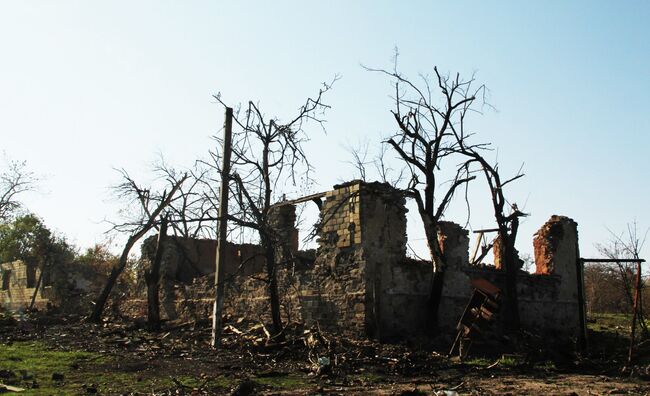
[1, 1, 649, 260]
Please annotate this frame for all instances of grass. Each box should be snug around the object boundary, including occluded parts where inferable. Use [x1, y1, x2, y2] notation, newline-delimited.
[0, 341, 107, 395]
[0, 341, 310, 394]
[588, 312, 634, 334]
[587, 312, 650, 366]
[463, 357, 493, 367]
[0, 342, 231, 395]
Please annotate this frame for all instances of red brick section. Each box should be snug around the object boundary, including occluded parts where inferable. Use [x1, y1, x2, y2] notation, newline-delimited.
[533, 215, 567, 275]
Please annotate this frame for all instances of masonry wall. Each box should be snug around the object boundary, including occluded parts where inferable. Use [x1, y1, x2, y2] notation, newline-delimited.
[0, 260, 50, 310]
[295, 181, 369, 337]
[437, 215, 583, 343]
[127, 182, 584, 346]
[138, 181, 426, 340]
[434, 222, 473, 335]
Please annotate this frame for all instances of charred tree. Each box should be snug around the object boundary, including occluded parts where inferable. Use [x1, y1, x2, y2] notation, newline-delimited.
[88, 170, 186, 323]
[211, 79, 335, 338]
[145, 215, 168, 331]
[366, 62, 483, 332]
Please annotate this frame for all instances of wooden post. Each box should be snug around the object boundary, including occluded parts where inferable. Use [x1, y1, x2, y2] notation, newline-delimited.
[469, 232, 483, 265]
[211, 107, 233, 348]
[628, 260, 642, 364]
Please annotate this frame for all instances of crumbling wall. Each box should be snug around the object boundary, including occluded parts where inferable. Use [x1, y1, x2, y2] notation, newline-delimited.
[525, 215, 582, 337]
[269, 204, 299, 254]
[295, 181, 368, 337]
[0, 260, 50, 310]
[141, 236, 266, 283]
[218, 181, 428, 339]
[125, 181, 585, 347]
[296, 181, 432, 339]
[437, 222, 473, 335]
[437, 216, 582, 343]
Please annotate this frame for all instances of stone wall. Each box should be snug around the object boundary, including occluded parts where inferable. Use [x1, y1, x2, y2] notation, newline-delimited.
[0, 260, 50, 310]
[141, 235, 267, 283]
[437, 215, 584, 343]
[437, 222, 473, 335]
[127, 181, 585, 347]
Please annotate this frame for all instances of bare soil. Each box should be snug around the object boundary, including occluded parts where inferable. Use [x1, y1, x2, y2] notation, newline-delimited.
[0, 312, 648, 395]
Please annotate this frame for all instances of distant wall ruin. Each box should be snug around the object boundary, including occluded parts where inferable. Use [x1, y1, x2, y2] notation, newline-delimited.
[0, 260, 50, 310]
[132, 181, 585, 345]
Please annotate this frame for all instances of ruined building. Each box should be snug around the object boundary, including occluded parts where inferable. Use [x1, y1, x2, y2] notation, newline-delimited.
[0, 261, 49, 310]
[139, 180, 586, 346]
[0, 259, 110, 313]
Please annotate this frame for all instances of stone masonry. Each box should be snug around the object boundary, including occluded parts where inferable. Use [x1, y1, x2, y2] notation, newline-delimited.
[132, 181, 585, 346]
[0, 260, 50, 310]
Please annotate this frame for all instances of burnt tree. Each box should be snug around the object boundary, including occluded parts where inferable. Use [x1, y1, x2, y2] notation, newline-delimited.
[457, 147, 525, 332]
[145, 215, 168, 330]
[367, 63, 483, 331]
[435, 68, 526, 333]
[212, 79, 335, 338]
[88, 169, 187, 323]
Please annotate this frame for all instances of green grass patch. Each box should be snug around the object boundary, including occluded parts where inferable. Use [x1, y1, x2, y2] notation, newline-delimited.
[0, 340, 245, 395]
[588, 313, 633, 332]
[534, 360, 557, 371]
[463, 357, 493, 367]
[0, 341, 107, 395]
[498, 355, 521, 367]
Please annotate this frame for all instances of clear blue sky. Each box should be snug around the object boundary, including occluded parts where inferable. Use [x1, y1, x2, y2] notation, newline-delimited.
[1, 1, 648, 260]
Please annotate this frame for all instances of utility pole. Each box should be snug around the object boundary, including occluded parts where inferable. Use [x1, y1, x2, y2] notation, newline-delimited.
[211, 107, 233, 348]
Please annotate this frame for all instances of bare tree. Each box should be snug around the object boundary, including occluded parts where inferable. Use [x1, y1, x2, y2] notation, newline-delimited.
[211, 79, 335, 338]
[153, 157, 220, 239]
[596, 221, 649, 336]
[366, 61, 483, 331]
[345, 140, 405, 187]
[0, 154, 38, 221]
[145, 215, 168, 330]
[88, 169, 187, 323]
[461, 152, 525, 332]
[368, 56, 526, 333]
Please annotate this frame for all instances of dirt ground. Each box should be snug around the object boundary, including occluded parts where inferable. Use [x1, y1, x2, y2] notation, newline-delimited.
[0, 312, 649, 395]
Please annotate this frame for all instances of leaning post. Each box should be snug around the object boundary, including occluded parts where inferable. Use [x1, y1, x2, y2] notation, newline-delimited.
[211, 107, 233, 348]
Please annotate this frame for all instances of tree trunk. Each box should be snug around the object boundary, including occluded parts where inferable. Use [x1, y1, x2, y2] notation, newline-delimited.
[88, 174, 185, 324]
[88, 236, 138, 323]
[423, 218, 445, 334]
[265, 245, 284, 339]
[145, 217, 168, 330]
[28, 265, 45, 311]
[499, 226, 520, 334]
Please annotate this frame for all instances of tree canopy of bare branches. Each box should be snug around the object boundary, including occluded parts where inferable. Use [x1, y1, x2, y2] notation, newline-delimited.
[367, 55, 524, 333]
[88, 168, 187, 323]
[211, 78, 336, 337]
[596, 221, 649, 335]
[0, 154, 38, 221]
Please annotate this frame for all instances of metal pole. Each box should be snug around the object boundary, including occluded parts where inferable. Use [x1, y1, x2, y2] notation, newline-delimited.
[211, 107, 233, 348]
[576, 258, 588, 352]
[628, 260, 642, 364]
